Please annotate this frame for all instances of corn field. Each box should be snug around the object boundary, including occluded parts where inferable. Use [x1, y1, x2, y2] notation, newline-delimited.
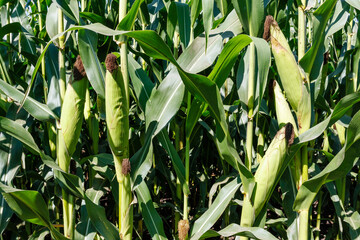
[0, 0, 359, 239]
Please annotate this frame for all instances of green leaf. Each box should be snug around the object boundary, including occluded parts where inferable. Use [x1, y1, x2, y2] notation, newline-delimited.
[201, 0, 214, 49]
[78, 29, 106, 99]
[135, 181, 167, 240]
[84, 190, 120, 240]
[299, 0, 337, 74]
[0, 117, 40, 154]
[127, 55, 155, 112]
[232, 0, 264, 37]
[0, 183, 50, 227]
[157, 130, 189, 195]
[294, 109, 360, 211]
[215, 0, 228, 16]
[0, 80, 59, 121]
[175, 2, 191, 48]
[117, 0, 144, 31]
[345, 0, 360, 10]
[190, 176, 241, 240]
[166, 2, 177, 40]
[53, 0, 80, 23]
[190, 0, 202, 27]
[208, 34, 252, 87]
[201, 224, 278, 240]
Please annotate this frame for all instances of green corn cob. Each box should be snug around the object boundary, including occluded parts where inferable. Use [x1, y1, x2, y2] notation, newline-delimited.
[58, 55, 87, 172]
[105, 53, 132, 240]
[273, 80, 298, 136]
[240, 123, 294, 228]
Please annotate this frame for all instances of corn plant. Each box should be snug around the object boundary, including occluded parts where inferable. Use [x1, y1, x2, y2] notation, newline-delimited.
[0, 0, 359, 240]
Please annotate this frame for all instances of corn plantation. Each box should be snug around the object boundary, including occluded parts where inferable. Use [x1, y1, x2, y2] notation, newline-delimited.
[0, 0, 359, 239]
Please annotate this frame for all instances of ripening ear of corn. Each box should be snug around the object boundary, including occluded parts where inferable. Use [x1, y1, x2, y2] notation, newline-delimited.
[265, 15, 311, 134]
[273, 80, 298, 136]
[105, 53, 132, 240]
[57, 55, 88, 238]
[58, 55, 88, 172]
[240, 123, 294, 229]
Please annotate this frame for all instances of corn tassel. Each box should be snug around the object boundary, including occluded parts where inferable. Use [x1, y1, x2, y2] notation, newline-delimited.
[105, 53, 132, 239]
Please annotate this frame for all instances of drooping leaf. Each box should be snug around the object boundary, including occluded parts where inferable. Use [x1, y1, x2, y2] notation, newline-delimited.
[135, 181, 167, 240]
[201, 224, 278, 240]
[0, 80, 59, 121]
[294, 110, 360, 211]
[231, 0, 264, 37]
[201, 0, 214, 49]
[190, 176, 241, 240]
[78, 29, 105, 99]
[175, 2, 191, 48]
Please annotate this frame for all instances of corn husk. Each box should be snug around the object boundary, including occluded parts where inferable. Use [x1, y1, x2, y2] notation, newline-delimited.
[241, 123, 294, 227]
[105, 53, 129, 179]
[273, 80, 298, 136]
[58, 56, 87, 171]
[105, 53, 132, 240]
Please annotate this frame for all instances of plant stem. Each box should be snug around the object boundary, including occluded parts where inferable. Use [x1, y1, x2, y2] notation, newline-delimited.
[299, 145, 309, 240]
[315, 191, 323, 240]
[118, 1, 132, 238]
[7, 3, 13, 72]
[245, 42, 255, 170]
[298, 0, 306, 60]
[175, 122, 182, 232]
[183, 93, 191, 222]
[58, 9, 66, 103]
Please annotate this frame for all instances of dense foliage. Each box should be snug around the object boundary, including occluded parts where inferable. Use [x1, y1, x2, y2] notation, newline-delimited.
[0, 0, 359, 239]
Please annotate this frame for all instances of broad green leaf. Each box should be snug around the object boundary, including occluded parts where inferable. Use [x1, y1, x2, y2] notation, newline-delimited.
[299, 0, 337, 74]
[145, 68, 185, 136]
[190, 0, 202, 27]
[215, 0, 228, 16]
[127, 55, 155, 112]
[208, 34, 252, 87]
[294, 109, 360, 211]
[190, 176, 241, 239]
[232, 0, 264, 37]
[157, 130, 189, 195]
[166, 2, 177, 40]
[185, 99, 203, 139]
[84, 190, 120, 240]
[0, 0, 10, 7]
[130, 127, 154, 189]
[117, 0, 144, 31]
[175, 2, 191, 48]
[0, 80, 59, 121]
[79, 12, 106, 24]
[345, 0, 360, 10]
[299, 92, 360, 143]
[54, 0, 80, 23]
[0, 183, 50, 227]
[0, 116, 40, 154]
[200, 224, 278, 240]
[0, 22, 22, 39]
[201, 0, 214, 49]
[78, 29, 105, 99]
[135, 181, 167, 240]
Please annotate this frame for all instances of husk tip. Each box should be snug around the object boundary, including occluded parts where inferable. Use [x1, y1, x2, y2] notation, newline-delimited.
[285, 122, 295, 146]
[105, 53, 118, 73]
[73, 55, 87, 81]
[121, 158, 131, 175]
[263, 15, 275, 41]
[178, 219, 189, 240]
